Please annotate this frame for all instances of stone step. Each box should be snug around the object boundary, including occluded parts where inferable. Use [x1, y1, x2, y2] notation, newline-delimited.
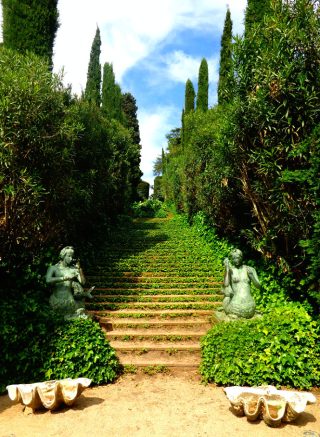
[87, 271, 221, 278]
[114, 346, 201, 365]
[88, 309, 216, 317]
[111, 341, 200, 350]
[90, 261, 221, 270]
[88, 301, 219, 310]
[122, 362, 200, 370]
[88, 286, 221, 292]
[98, 318, 212, 330]
[105, 331, 205, 341]
[89, 288, 222, 295]
[92, 294, 221, 302]
[86, 276, 222, 284]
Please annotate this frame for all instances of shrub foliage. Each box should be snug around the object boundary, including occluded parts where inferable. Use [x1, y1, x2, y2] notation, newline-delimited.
[200, 306, 320, 389]
[43, 319, 120, 384]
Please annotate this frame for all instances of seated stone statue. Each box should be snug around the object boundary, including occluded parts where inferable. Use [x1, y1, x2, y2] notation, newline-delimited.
[222, 249, 261, 319]
[46, 246, 93, 320]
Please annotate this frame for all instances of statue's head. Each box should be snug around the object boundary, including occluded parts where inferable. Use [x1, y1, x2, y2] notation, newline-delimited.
[230, 249, 243, 267]
[59, 246, 74, 264]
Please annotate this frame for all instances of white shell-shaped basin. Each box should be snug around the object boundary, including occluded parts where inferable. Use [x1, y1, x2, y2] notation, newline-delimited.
[7, 377, 91, 411]
[224, 385, 316, 427]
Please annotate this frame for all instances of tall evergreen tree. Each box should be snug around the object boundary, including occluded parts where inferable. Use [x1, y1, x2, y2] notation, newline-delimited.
[1, 0, 59, 68]
[121, 93, 141, 145]
[114, 83, 124, 122]
[196, 58, 209, 111]
[218, 8, 234, 105]
[185, 79, 195, 114]
[84, 27, 101, 106]
[121, 92, 142, 200]
[101, 62, 122, 120]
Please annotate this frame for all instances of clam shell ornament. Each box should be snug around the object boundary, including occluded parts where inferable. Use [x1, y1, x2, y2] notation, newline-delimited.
[224, 385, 316, 427]
[6, 377, 91, 412]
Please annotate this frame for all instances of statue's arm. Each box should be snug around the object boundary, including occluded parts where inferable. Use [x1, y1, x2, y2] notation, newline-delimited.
[45, 265, 71, 284]
[247, 266, 261, 289]
[75, 261, 85, 285]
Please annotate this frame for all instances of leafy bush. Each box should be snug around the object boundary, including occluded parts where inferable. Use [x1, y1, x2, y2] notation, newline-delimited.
[200, 305, 320, 389]
[0, 294, 57, 393]
[42, 318, 120, 384]
[132, 199, 167, 218]
[0, 48, 80, 261]
[191, 211, 233, 263]
[0, 294, 120, 393]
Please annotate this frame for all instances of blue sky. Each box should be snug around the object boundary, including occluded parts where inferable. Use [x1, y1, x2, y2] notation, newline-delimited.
[0, 0, 247, 188]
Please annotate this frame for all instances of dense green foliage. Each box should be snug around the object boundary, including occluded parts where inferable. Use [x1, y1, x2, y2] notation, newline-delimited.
[84, 27, 102, 106]
[184, 79, 196, 114]
[161, 0, 320, 303]
[196, 58, 209, 111]
[132, 199, 167, 218]
[121, 93, 143, 200]
[0, 295, 56, 393]
[102, 62, 123, 121]
[0, 5, 143, 391]
[153, 176, 164, 201]
[200, 306, 320, 389]
[0, 49, 79, 257]
[0, 296, 120, 392]
[43, 319, 120, 384]
[1, 0, 59, 68]
[121, 93, 142, 145]
[217, 9, 234, 104]
[137, 180, 150, 200]
[0, 48, 141, 265]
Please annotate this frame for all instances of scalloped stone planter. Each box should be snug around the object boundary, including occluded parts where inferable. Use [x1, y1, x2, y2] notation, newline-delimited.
[224, 385, 316, 427]
[7, 378, 91, 412]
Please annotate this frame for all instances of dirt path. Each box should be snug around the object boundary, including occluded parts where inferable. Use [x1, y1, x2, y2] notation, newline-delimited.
[1, 373, 319, 437]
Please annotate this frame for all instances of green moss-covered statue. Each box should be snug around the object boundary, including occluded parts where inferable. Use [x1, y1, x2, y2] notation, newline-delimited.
[46, 246, 93, 319]
[222, 249, 261, 319]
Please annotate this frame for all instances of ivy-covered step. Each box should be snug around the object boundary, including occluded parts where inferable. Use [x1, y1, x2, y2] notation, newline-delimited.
[90, 293, 222, 302]
[85, 214, 224, 371]
[87, 308, 213, 320]
[98, 319, 212, 332]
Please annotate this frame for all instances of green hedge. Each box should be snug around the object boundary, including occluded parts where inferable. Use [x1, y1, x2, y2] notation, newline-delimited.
[0, 295, 120, 393]
[200, 305, 320, 389]
[42, 318, 120, 384]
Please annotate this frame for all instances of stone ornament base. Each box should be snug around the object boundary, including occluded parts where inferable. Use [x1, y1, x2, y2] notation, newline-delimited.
[6, 378, 92, 412]
[213, 310, 262, 323]
[224, 385, 316, 427]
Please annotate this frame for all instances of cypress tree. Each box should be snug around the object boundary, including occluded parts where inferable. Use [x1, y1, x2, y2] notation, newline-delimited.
[114, 83, 124, 122]
[185, 79, 195, 114]
[121, 93, 141, 145]
[84, 27, 102, 106]
[1, 0, 59, 68]
[218, 8, 234, 105]
[196, 58, 209, 111]
[101, 62, 115, 117]
[121, 92, 142, 200]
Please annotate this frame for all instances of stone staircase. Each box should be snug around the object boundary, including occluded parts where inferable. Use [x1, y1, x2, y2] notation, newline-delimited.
[85, 215, 223, 372]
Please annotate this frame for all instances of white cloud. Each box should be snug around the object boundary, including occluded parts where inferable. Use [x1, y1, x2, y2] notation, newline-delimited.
[166, 51, 201, 83]
[138, 105, 178, 187]
[165, 51, 219, 86]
